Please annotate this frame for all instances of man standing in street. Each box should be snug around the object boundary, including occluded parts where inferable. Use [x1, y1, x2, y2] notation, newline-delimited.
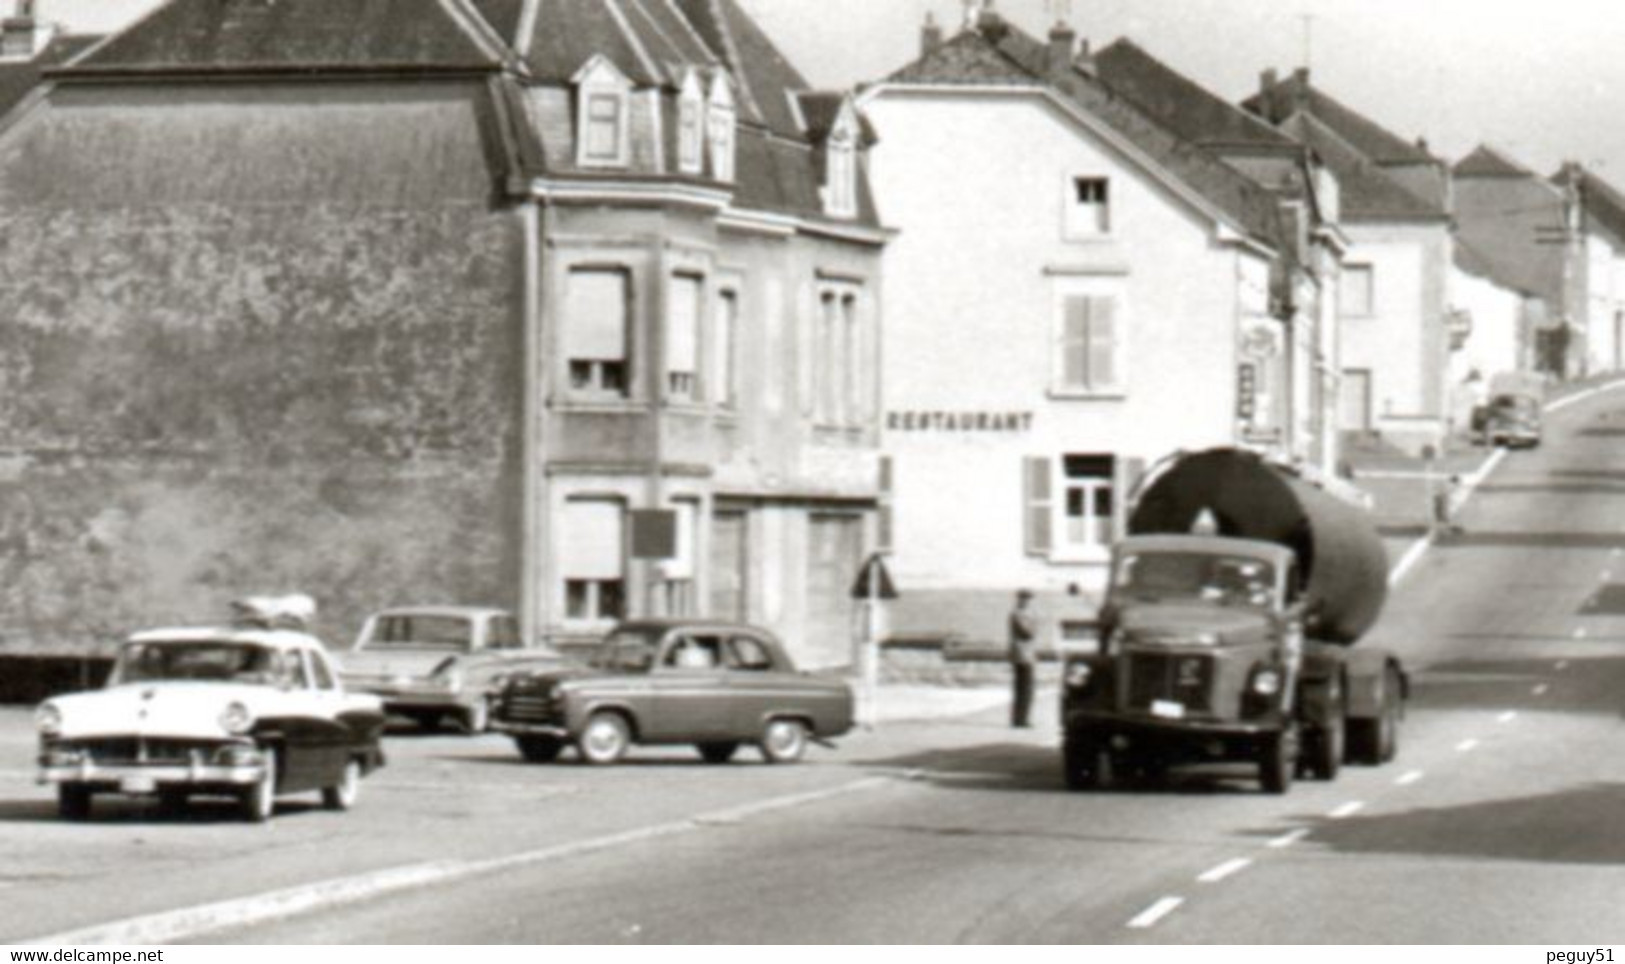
[1008, 589, 1037, 728]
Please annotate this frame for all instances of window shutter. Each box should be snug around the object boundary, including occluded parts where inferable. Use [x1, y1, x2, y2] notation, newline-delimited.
[564, 500, 625, 580]
[1024, 457, 1053, 556]
[1087, 296, 1118, 390]
[668, 275, 701, 380]
[567, 269, 629, 362]
[876, 456, 894, 554]
[1114, 456, 1146, 540]
[1061, 297, 1090, 390]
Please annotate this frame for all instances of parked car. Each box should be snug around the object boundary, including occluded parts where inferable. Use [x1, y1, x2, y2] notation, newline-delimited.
[35, 597, 386, 822]
[338, 606, 561, 732]
[491, 620, 854, 765]
[1484, 392, 1542, 448]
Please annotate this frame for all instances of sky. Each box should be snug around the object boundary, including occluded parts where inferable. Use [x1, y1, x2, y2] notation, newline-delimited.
[31, 0, 1625, 179]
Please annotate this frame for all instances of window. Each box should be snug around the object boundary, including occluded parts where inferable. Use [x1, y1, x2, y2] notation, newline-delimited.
[825, 128, 857, 219]
[677, 72, 704, 174]
[707, 73, 736, 182]
[574, 56, 631, 168]
[664, 634, 722, 669]
[1342, 264, 1374, 317]
[1066, 177, 1111, 237]
[726, 636, 775, 672]
[1056, 293, 1120, 394]
[585, 93, 624, 163]
[816, 292, 839, 424]
[715, 287, 739, 408]
[307, 651, 337, 691]
[1061, 455, 1115, 550]
[813, 284, 865, 427]
[667, 273, 703, 401]
[566, 267, 632, 397]
[489, 616, 521, 650]
[660, 498, 699, 617]
[842, 293, 861, 423]
[563, 499, 626, 623]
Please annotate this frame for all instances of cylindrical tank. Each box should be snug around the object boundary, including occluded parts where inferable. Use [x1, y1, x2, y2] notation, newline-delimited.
[1127, 448, 1388, 645]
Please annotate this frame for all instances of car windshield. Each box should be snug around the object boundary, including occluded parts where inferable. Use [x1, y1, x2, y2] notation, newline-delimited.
[365, 614, 473, 651]
[588, 629, 661, 673]
[1491, 395, 1539, 416]
[1115, 551, 1280, 610]
[114, 641, 302, 687]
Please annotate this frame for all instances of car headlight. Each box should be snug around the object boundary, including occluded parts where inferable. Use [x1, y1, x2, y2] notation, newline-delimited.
[35, 702, 62, 737]
[1064, 661, 1093, 688]
[219, 701, 254, 735]
[1251, 668, 1282, 696]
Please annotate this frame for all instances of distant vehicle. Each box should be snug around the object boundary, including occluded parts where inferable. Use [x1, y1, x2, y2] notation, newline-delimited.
[1484, 392, 1542, 449]
[339, 606, 560, 733]
[491, 620, 853, 765]
[35, 596, 387, 822]
[1061, 449, 1405, 794]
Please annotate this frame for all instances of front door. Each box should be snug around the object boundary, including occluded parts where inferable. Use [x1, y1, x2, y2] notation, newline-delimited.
[805, 514, 863, 670]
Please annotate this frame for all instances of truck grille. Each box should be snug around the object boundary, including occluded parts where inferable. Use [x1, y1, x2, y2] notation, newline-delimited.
[499, 687, 560, 724]
[1125, 651, 1213, 713]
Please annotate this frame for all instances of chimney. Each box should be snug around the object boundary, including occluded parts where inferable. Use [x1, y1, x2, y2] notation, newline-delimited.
[1256, 69, 1278, 120]
[1047, 20, 1076, 78]
[1074, 37, 1094, 76]
[1291, 67, 1311, 111]
[920, 11, 943, 57]
[976, 1, 1008, 43]
[1, 0, 41, 59]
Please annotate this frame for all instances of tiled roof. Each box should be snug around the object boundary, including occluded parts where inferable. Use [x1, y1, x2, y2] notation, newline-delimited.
[1093, 39, 1297, 151]
[883, 24, 1282, 249]
[69, 0, 503, 73]
[1245, 70, 1435, 165]
[1557, 164, 1625, 250]
[1454, 238, 1535, 296]
[1454, 144, 1533, 179]
[0, 33, 100, 116]
[673, 0, 808, 138]
[1278, 113, 1446, 222]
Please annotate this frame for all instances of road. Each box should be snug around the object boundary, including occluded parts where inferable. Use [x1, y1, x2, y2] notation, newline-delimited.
[6, 385, 1625, 944]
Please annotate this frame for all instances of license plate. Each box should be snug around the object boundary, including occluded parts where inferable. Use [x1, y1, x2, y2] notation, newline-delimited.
[1150, 700, 1186, 720]
[120, 776, 158, 795]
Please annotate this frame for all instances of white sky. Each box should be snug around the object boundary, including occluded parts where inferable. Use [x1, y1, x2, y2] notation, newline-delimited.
[32, 0, 1625, 179]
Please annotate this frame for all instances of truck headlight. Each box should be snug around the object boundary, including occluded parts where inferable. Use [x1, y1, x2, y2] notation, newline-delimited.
[1064, 661, 1093, 688]
[219, 701, 254, 735]
[35, 702, 62, 737]
[1251, 668, 1282, 696]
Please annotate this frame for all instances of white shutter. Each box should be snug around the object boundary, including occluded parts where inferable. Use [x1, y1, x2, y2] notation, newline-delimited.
[1024, 457, 1053, 555]
[567, 269, 628, 362]
[714, 289, 737, 406]
[1087, 296, 1119, 390]
[564, 500, 624, 580]
[1061, 297, 1090, 390]
[667, 500, 698, 579]
[668, 275, 702, 378]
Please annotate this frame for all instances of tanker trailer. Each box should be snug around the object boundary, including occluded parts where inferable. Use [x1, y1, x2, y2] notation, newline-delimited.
[1060, 448, 1406, 794]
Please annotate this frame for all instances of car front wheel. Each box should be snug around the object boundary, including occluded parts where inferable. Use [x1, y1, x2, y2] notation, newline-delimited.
[516, 735, 563, 763]
[58, 784, 92, 821]
[460, 701, 490, 735]
[697, 742, 739, 764]
[760, 718, 808, 764]
[239, 748, 277, 822]
[578, 713, 631, 765]
[321, 758, 361, 811]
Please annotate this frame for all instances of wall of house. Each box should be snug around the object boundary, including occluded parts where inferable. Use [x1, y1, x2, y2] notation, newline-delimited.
[0, 80, 526, 650]
[1448, 266, 1524, 424]
[863, 88, 1249, 637]
[1586, 233, 1625, 373]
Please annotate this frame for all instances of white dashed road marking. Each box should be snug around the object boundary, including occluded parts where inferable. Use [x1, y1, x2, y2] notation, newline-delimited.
[1196, 859, 1252, 884]
[1532, 683, 1550, 697]
[1457, 739, 1480, 752]
[1329, 801, 1365, 819]
[1497, 712, 1517, 724]
[1127, 897, 1185, 929]
[1556, 660, 1570, 671]
[1268, 828, 1311, 849]
[1395, 770, 1425, 786]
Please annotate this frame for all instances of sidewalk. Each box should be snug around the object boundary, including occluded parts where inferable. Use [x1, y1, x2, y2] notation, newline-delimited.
[871, 682, 1022, 723]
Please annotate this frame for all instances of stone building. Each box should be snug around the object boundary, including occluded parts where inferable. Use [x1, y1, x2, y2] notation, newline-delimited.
[0, 0, 886, 664]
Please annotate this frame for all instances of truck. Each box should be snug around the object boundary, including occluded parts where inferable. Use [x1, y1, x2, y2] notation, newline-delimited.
[1060, 447, 1406, 794]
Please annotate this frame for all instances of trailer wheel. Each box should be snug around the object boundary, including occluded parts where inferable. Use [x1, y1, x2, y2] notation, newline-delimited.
[1348, 665, 1402, 765]
[1260, 727, 1297, 795]
[1305, 678, 1345, 781]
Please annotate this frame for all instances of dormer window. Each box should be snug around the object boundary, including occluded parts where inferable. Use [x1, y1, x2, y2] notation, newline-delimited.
[677, 69, 704, 175]
[707, 71, 736, 183]
[573, 55, 632, 169]
[823, 99, 861, 220]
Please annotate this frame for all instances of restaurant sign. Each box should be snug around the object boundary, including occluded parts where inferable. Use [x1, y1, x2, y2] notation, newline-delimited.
[886, 411, 1035, 433]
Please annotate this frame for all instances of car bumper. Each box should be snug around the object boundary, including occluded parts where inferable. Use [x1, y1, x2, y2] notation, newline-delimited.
[491, 720, 570, 739]
[38, 760, 267, 792]
[1065, 709, 1285, 742]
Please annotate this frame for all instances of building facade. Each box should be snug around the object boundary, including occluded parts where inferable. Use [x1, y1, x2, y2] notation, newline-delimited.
[0, 0, 885, 665]
[860, 13, 1305, 641]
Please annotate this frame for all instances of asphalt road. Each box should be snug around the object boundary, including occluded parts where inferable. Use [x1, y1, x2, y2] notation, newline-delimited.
[7, 385, 1625, 944]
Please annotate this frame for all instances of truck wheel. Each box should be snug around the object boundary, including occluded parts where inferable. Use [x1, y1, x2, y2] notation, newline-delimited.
[58, 784, 92, 821]
[1348, 667, 1402, 765]
[1260, 728, 1296, 795]
[1306, 679, 1345, 781]
[1062, 736, 1091, 791]
[516, 735, 563, 763]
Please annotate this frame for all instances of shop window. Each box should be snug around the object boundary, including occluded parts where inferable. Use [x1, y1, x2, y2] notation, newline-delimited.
[566, 267, 632, 397]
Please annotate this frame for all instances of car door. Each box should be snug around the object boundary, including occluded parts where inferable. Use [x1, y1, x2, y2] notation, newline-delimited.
[723, 631, 790, 737]
[265, 648, 329, 794]
[646, 631, 731, 742]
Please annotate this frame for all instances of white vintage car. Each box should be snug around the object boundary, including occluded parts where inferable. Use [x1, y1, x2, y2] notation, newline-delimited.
[36, 602, 387, 822]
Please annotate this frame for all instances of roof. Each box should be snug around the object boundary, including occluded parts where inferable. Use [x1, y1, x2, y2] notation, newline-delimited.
[0, 32, 100, 115]
[1278, 112, 1447, 222]
[69, 0, 504, 74]
[1092, 39, 1297, 152]
[882, 24, 1282, 249]
[126, 627, 327, 650]
[1454, 144, 1533, 179]
[1556, 164, 1625, 249]
[1245, 69, 1435, 166]
[370, 605, 513, 619]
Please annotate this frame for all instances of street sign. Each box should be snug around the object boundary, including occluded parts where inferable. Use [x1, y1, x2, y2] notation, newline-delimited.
[850, 553, 899, 600]
[629, 510, 677, 560]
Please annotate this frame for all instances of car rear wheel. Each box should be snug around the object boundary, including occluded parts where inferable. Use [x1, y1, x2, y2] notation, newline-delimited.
[460, 701, 490, 735]
[239, 748, 277, 822]
[697, 742, 739, 764]
[57, 784, 92, 821]
[759, 719, 808, 764]
[578, 713, 631, 765]
[516, 735, 563, 763]
[321, 759, 361, 811]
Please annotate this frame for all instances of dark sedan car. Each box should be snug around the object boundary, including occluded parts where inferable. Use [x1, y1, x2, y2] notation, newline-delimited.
[491, 620, 853, 765]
